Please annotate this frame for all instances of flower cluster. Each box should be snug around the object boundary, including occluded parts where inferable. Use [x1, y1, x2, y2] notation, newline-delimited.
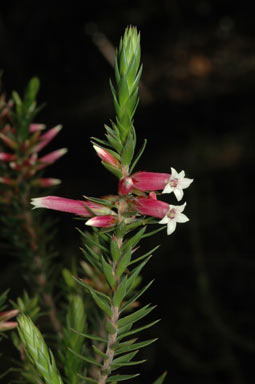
[32, 159, 193, 235]
[0, 123, 67, 189]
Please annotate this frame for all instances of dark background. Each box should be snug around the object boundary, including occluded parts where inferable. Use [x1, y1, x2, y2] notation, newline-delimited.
[0, 1, 255, 383]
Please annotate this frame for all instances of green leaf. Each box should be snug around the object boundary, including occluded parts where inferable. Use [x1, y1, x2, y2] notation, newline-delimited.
[117, 304, 155, 329]
[102, 161, 123, 179]
[77, 374, 97, 383]
[118, 76, 130, 106]
[92, 344, 108, 359]
[126, 256, 152, 294]
[111, 359, 146, 369]
[91, 290, 112, 317]
[116, 249, 131, 279]
[115, 338, 157, 355]
[110, 235, 121, 262]
[107, 373, 140, 382]
[118, 319, 160, 340]
[122, 226, 146, 255]
[70, 328, 107, 343]
[152, 371, 167, 384]
[113, 276, 127, 307]
[24, 77, 40, 107]
[73, 277, 111, 303]
[130, 138, 147, 173]
[68, 347, 101, 367]
[129, 245, 160, 265]
[120, 280, 154, 313]
[121, 130, 135, 166]
[112, 351, 138, 365]
[102, 256, 116, 289]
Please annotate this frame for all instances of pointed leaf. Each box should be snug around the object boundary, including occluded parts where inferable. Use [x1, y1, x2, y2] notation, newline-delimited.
[115, 338, 157, 355]
[126, 256, 152, 294]
[113, 276, 127, 307]
[70, 328, 107, 343]
[152, 371, 167, 384]
[117, 304, 155, 329]
[121, 280, 154, 313]
[102, 256, 116, 289]
[121, 130, 135, 166]
[110, 235, 121, 262]
[68, 347, 101, 367]
[106, 374, 140, 382]
[90, 290, 112, 318]
[122, 226, 146, 255]
[118, 319, 160, 340]
[116, 249, 131, 279]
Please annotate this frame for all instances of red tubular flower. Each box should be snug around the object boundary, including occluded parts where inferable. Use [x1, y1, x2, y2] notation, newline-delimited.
[31, 196, 114, 217]
[134, 196, 169, 218]
[131, 171, 170, 192]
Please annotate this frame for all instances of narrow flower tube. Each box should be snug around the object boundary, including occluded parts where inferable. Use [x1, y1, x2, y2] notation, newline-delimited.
[93, 145, 120, 169]
[86, 215, 117, 228]
[134, 197, 170, 218]
[131, 171, 170, 192]
[31, 196, 114, 217]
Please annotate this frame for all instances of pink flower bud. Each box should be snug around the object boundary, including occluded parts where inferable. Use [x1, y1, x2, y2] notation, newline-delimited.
[32, 178, 61, 187]
[29, 124, 46, 132]
[118, 177, 134, 195]
[0, 309, 19, 321]
[93, 145, 120, 168]
[131, 171, 170, 192]
[134, 197, 169, 218]
[39, 148, 67, 165]
[86, 215, 117, 228]
[0, 321, 18, 331]
[0, 152, 16, 161]
[31, 196, 114, 217]
[33, 124, 63, 152]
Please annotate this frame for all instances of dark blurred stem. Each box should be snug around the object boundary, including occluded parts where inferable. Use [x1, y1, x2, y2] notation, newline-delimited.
[21, 189, 62, 334]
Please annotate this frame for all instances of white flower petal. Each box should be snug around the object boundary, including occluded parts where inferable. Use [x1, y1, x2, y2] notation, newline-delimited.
[159, 214, 169, 224]
[167, 221, 176, 235]
[176, 213, 189, 223]
[179, 177, 193, 189]
[175, 202, 187, 213]
[162, 183, 173, 194]
[174, 188, 183, 201]
[170, 167, 178, 177]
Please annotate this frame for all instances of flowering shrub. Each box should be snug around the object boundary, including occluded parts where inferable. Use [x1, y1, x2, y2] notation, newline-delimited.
[0, 27, 192, 384]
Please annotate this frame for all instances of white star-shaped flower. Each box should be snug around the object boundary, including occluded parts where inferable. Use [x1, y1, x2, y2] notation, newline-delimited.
[162, 167, 193, 201]
[158, 202, 189, 235]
